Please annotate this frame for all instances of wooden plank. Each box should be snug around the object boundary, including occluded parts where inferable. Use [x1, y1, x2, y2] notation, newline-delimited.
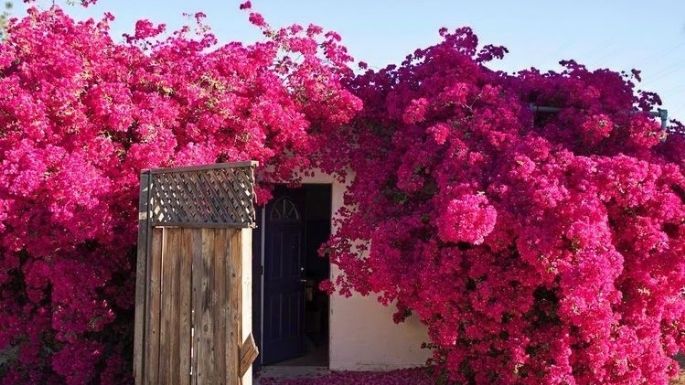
[190, 228, 202, 385]
[134, 172, 150, 385]
[193, 229, 216, 385]
[228, 229, 242, 385]
[214, 229, 228, 385]
[158, 228, 175, 385]
[145, 227, 163, 385]
[169, 228, 182, 385]
[179, 228, 193, 385]
[238, 334, 258, 378]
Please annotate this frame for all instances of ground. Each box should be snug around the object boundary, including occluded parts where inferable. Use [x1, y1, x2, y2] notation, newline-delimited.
[255, 367, 434, 385]
[256, 368, 685, 385]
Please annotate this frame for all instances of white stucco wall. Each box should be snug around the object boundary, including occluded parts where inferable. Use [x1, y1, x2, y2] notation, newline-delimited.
[329, 290, 430, 371]
[299, 171, 430, 371]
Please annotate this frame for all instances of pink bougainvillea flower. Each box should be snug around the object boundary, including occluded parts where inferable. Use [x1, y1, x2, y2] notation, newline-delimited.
[0, 3, 360, 384]
[324, 25, 685, 385]
[435, 194, 497, 245]
[2, 2, 685, 385]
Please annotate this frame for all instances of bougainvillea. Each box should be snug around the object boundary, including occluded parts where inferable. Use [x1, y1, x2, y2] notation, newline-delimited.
[325, 28, 685, 385]
[0, 3, 359, 384]
[3, 1, 685, 385]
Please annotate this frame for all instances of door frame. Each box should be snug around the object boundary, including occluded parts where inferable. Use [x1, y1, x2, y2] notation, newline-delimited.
[252, 183, 333, 368]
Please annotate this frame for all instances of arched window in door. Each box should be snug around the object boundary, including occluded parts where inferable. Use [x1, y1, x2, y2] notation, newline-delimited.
[269, 197, 300, 222]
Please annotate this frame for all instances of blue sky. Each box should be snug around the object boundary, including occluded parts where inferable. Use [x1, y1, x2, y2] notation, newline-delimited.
[13, 1, 685, 120]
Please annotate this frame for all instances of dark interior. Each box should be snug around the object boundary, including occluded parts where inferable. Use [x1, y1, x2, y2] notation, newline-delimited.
[252, 184, 332, 368]
[300, 185, 331, 357]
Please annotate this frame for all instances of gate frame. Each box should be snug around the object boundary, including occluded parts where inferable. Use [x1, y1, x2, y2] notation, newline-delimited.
[133, 161, 259, 385]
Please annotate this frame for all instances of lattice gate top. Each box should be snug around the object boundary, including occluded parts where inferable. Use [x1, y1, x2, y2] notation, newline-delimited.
[145, 161, 258, 228]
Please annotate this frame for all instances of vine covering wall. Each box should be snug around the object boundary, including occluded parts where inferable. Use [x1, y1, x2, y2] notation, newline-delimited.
[1, 2, 685, 385]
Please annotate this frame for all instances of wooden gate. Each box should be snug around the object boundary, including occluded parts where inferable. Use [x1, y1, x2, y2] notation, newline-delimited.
[133, 162, 259, 385]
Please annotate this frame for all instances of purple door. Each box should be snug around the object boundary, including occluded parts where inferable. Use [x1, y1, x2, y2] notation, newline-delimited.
[262, 191, 305, 364]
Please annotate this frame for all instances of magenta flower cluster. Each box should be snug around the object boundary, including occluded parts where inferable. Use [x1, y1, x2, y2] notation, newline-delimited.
[0, 3, 359, 384]
[2, 2, 685, 385]
[325, 28, 685, 385]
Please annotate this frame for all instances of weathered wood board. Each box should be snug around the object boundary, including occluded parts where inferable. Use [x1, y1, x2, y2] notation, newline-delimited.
[138, 227, 247, 385]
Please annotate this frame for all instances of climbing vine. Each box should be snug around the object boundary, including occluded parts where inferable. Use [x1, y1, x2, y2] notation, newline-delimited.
[0, 2, 359, 384]
[326, 27, 685, 385]
[1, 1, 685, 385]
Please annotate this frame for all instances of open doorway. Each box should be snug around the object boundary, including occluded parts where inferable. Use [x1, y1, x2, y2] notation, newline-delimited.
[252, 184, 332, 369]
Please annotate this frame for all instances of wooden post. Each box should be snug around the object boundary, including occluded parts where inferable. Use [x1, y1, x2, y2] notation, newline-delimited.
[133, 171, 150, 385]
